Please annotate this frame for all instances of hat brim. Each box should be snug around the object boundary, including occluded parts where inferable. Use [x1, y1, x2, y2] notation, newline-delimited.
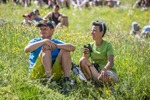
[36, 23, 47, 27]
[36, 22, 54, 29]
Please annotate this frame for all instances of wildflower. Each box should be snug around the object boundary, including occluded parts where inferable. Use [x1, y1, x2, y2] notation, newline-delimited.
[105, 89, 111, 94]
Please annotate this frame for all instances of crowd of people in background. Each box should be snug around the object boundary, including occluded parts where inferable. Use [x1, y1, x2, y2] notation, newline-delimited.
[21, 8, 43, 25]
[1, 0, 121, 8]
[1, 0, 150, 10]
[21, 5, 68, 29]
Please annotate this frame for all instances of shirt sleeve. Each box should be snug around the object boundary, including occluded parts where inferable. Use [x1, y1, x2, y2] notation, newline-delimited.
[107, 43, 114, 56]
[52, 39, 65, 44]
[28, 39, 35, 45]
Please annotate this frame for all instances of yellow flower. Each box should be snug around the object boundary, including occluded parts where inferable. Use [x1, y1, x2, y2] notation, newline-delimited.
[105, 89, 111, 94]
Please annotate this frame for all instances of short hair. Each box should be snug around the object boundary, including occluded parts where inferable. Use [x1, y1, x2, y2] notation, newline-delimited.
[54, 4, 60, 9]
[92, 21, 107, 37]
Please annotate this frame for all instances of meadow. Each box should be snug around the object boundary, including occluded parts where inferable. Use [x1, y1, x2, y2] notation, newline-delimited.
[0, 0, 150, 99]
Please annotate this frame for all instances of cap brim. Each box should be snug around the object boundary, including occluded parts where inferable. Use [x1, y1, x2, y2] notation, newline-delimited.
[36, 23, 47, 27]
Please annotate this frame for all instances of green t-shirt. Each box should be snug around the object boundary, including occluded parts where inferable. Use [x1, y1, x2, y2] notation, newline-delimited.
[89, 40, 114, 69]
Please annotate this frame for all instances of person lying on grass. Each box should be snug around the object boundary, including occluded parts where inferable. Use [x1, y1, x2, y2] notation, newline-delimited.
[24, 21, 75, 85]
[79, 21, 118, 86]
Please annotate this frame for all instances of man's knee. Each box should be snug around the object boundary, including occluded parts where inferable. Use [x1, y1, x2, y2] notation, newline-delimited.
[61, 49, 70, 55]
[40, 45, 51, 57]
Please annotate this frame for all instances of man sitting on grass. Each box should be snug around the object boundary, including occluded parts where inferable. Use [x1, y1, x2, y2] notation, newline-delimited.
[24, 21, 75, 87]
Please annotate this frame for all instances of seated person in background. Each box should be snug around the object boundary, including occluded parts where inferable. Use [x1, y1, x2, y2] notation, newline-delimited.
[94, 0, 103, 6]
[145, 0, 150, 7]
[104, 0, 121, 8]
[33, 9, 43, 23]
[61, 0, 71, 9]
[80, 0, 95, 8]
[34, 0, 44, 8]
[72, 0, 82, 9]
[79, 21, 118, 86]
[29, 11, 36, 22]
[133, 0, 150, 10]
[21, 13, 32, 26]
[141, 24, 150, 38]
[43, 5, 69, 28]
[72, 0, 94, 9]
[130, 22, 141, 37]
[24, 21, 75, 83]
[130, 22, 150, 38]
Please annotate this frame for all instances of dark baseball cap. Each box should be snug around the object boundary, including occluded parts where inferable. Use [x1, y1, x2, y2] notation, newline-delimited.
[36, 21, 55, 29]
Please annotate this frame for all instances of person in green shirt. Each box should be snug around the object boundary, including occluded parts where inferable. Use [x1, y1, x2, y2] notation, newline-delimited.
[79, 21, 118, 86]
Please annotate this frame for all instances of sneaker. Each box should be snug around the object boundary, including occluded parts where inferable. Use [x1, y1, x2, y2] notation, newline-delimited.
[40, 76, 53, 85]
[72, 67, 87, 81]
[63, 81, 71, 92]
[48, 81, 59, 90]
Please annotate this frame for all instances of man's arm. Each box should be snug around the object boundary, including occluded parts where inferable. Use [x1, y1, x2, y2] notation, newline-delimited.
[24, 39, 57, 53]
[24, 40, 46, 53]
[43, 12, 52, 20]
[56, 43, 75, 52]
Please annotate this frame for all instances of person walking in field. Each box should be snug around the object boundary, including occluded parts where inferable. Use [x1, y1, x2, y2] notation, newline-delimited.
[79, 21, 118, 86]
[24, 21, 75, 87]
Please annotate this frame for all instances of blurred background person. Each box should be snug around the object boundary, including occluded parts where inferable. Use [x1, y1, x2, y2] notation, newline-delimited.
[21, 13, 32, 26]
[133, 0, 150, 10]
[34, 0, 45, 8]
[43, 5, 69, 28]
[141, 24, 150, 38]
[104, 0, 121, 8]
[32, 9, 43, 23]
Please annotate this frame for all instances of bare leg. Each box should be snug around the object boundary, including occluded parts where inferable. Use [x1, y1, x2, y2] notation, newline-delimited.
[40, 45, 52, 78]
[57, 49, 72, 78]
[79, 57, 92, 80]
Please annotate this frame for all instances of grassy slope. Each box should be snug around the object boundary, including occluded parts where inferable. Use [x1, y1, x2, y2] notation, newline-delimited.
[0, 0, 150, 99]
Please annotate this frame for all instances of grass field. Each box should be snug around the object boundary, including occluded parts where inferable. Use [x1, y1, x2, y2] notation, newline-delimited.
[0, 0, 150, 99]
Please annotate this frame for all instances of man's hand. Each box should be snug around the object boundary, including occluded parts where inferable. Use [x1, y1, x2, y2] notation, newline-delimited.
[43, 39, 57, 50]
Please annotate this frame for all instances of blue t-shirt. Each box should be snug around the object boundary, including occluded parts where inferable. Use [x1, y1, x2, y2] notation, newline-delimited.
[33, 17, 43, 22]
[28, 38, 64, 69]
[142, 25, 150, 32]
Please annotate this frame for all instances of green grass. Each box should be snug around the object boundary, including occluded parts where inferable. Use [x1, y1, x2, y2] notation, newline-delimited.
[0, 1, 150, 99]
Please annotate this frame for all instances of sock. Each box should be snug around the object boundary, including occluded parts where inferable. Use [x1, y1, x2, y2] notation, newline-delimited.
[63, 77, 70, 82]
